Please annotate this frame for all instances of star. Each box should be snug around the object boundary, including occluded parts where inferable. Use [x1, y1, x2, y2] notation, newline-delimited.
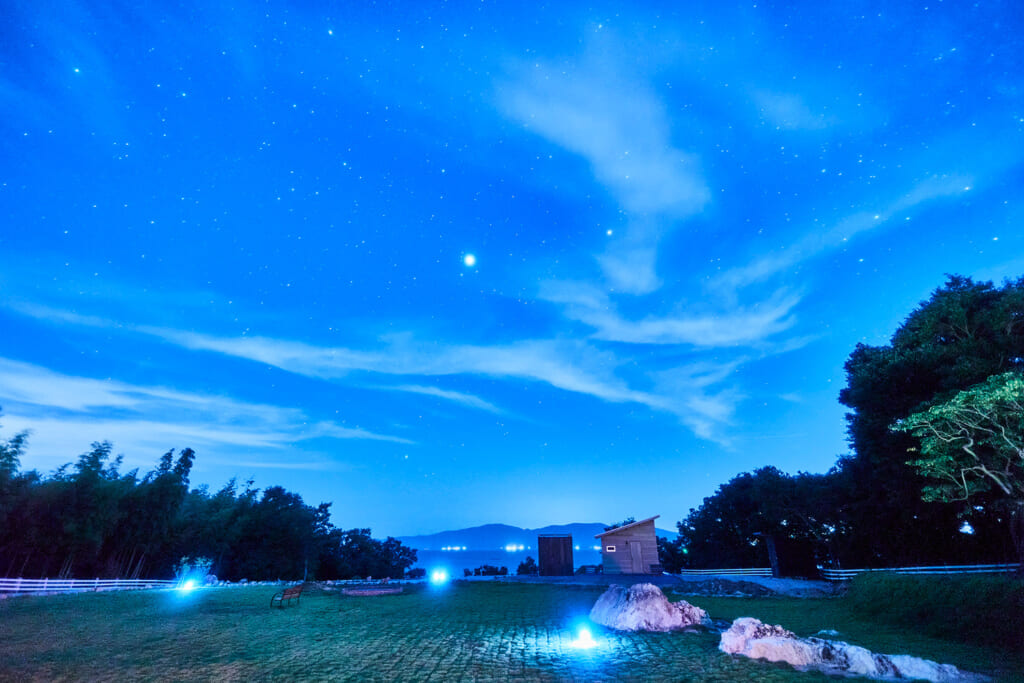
[463, 253, 476, 267]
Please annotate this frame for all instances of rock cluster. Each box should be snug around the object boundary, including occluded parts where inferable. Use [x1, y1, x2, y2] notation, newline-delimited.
[589, 583, 710, 632]
[720, 617, 986, 682]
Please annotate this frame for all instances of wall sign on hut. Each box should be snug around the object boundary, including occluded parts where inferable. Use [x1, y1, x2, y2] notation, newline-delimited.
[596, 515, 662, 575]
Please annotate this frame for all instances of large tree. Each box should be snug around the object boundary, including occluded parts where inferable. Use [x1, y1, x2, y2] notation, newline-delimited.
[838, 275, 1024, 566]
[676, 466, 839, 575]
[894, 371, 1024, 570]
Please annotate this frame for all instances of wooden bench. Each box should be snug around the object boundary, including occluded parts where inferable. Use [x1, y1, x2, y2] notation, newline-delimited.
[270, 584, 305, 608]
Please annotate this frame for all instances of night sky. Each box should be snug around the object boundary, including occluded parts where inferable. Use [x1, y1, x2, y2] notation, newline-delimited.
[2, 1, 1022, 536]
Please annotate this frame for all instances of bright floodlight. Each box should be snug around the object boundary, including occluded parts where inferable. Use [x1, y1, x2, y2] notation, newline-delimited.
[429, 569, 449, 585]
[571, 626, 598, 650]
[178, 579, 197, 593]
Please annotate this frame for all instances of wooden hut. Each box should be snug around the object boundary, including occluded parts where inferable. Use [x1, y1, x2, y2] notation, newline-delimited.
[537, 534, 573, 576]
[595, 515, 661, 575]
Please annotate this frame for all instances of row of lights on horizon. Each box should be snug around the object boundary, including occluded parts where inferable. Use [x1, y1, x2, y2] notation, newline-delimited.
[439, 544, 600, 552]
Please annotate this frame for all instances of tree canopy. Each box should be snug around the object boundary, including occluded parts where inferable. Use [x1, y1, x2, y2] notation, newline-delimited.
[895, 371, 1024, 503]
[836, 274, 1024, 565]
[0, 419, 416, 581]
[673, 467, 835, 575]
[894, 371, 1024, 568]
[671, 274, 1024, 572]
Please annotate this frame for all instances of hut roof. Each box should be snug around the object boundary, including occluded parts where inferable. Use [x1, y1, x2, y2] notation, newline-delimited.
[594, 515, 660, 539]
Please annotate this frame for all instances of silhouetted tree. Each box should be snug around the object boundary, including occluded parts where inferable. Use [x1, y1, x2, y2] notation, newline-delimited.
[838, 275, 1024, 565]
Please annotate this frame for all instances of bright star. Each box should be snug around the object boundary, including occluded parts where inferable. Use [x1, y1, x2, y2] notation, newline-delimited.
[463, 253, 476, 267]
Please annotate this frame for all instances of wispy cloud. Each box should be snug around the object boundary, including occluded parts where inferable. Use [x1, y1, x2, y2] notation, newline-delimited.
[713, 174, 973, 293]
[6, 302, 749, 443]
[391, 385, 503, 414]
[498, 49, 710, 294]
[0, 357, 412, 470]
[539, 280, 800, 347]
[138, 325, 747, 446]
[652, 360, 747, 442]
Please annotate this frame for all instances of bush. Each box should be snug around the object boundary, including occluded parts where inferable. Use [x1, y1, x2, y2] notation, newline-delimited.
[846, 573, 1024, 651]
[405, 568, 425, 579]
[517, 556, 538, 576]
[472, 565, 505, 576]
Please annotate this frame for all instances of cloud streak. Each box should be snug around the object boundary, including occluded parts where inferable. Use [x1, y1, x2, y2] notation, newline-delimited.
[391, 385, 503, 414]
[498, 50, 710, 294]
[539, 280, 800, 347]
[714, 174, 974, 293]
[6, 303, 747, 444]
[0, 357, 412, 470]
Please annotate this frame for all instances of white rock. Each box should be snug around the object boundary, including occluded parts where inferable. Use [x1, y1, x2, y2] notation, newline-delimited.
[719, 618, 986, 682]
[590, 583, 710, 632]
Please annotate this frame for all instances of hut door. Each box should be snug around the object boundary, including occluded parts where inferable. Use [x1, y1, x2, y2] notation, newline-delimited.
[630, 542, 643, 573]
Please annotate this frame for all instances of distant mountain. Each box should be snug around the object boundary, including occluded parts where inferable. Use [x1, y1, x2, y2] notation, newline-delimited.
[397, 522, 677, 551]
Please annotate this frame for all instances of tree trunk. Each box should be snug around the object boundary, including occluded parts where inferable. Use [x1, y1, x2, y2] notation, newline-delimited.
[1011, 500, 1024, 575]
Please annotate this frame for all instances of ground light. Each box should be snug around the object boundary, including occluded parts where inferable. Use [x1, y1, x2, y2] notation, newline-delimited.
[570, 626, 598, 650]
[177, 579, 198, 593]
[429, 569, 449, 586]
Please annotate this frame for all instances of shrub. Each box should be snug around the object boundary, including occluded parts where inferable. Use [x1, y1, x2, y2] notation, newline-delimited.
[846, 573, 1024, 651]
[472, 565, 504, 576]
[405, 567, 425, 579]
[517, 556, 538, 576]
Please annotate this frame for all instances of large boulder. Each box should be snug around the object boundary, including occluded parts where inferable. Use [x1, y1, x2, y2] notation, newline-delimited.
[590, 583, 710, 632]
[720, 618, 986, 682]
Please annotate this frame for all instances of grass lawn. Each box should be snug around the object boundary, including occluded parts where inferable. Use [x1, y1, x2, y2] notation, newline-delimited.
[0, 582, 1019, 681]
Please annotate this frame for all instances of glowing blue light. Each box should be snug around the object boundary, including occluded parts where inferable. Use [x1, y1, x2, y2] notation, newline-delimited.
[178, 579, 197, 593]
[570, 626, 598, 649]
[429, 569, 449, 585]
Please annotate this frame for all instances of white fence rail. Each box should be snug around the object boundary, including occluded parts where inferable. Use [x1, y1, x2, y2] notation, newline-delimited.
[672, 568, 773, 577]
[820, 563, 1018, 581]
[0, 577, 175, 594]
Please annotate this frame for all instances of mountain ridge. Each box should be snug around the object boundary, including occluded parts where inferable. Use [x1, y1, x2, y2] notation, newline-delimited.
[397, 521, 678, 550]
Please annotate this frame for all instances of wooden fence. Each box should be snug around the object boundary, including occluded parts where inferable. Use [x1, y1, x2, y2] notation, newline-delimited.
[819, 563, 1019, 581]
[0, 577, 176, 594]
[672, 567, 773, 577]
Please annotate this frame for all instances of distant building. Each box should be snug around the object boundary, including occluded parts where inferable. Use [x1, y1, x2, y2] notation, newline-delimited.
[537, 534, 573, 576]
[595, 515, 661, 575]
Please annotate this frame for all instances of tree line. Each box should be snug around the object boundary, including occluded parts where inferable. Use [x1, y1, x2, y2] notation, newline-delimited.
[661, 275, 1024, 574]
[0, 437, 416, 581]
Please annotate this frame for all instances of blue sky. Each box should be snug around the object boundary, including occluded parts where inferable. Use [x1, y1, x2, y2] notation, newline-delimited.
[1, 1, 1022, 535]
